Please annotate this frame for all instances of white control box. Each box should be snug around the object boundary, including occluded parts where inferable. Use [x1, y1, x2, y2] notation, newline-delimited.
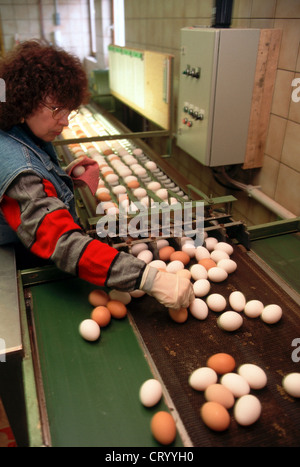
[177, 28, 260, 167]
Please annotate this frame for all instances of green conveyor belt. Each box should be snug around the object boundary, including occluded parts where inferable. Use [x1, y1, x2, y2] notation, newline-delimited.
[250, 232, 300, 294]
[30, 278, 182, 447]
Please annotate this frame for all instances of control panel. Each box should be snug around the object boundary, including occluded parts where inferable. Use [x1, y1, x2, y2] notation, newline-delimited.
[177, 28, 260, 167]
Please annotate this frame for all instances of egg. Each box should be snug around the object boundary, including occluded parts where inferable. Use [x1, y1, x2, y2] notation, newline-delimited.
[147, 181, 161, 191]
[193, 279, 211, 297]
[132, 148, 143, 156]
[244, 299, 264, 318]
[261, 304, 282, 324]
[217, 311, 243, 331]
[137, 249, 153, 264]
[72, 165, 85, 177]
[149, 259, 167, 270]
[189, 298, 208, 320]
[205, 237, 219, 251]
[181, 242, 196, 258]
[150, 411, 176, 445]
[189, 367, 218, 391]
[229, 291, 246, 312]
[91, 306, 111, 327]
[207, 353, 236, 374]
[131, 242, 148, 256]
[210, 249, 229, 263]
[127, 180, 140, 189]
[156, 188, 168, 200]
[214, 242, 234, 255]
[200, 402, 230, 431]
[217, 258, 237, 273]
[107, 300, 127, 319]
[139, 379, 162, 407]
[156, 239, 169, 250]
[204, 384, 235, 409]
[206, 293, 226, 312]
[96, 191, 112, 202]
[170, 250, 190, 266]
[169, 307, 188, 323]
[282, 373, 300, 397]
[198, 258, 217, 270]
[190, 264, 207, 280]
[145, 161, 158, 172]
[195, 246, 210, 261]
[220, 373, 250, 397]
[234, 394, 261, 426]
[133, 187, 147, 199]
[109, 290, 131, 305]
[88, 289, 109, 306]
[105, 173, 119, 185]
[130, 289, 146, 298]
[237, 363, 267, 389]
[166, 260, 184, 273]
[207, 266, 228, 282]
[112, 185, 127, 195]
[79, 319, 100, 341]
[159, 246, 175, 261]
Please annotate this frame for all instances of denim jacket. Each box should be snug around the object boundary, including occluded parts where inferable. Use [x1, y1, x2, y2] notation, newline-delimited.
[0, 124, 77, 245]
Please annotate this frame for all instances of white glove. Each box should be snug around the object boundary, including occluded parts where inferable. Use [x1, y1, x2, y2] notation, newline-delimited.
[140, 265, 195, 310]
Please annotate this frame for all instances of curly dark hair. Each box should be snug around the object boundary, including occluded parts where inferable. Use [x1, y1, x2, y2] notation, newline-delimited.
[0, 39, 90, 130]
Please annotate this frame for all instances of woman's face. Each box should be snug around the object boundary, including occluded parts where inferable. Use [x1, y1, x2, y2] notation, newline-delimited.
[25, 98, 71, 142]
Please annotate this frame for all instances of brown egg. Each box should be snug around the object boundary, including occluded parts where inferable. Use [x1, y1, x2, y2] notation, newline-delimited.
[170, 251, 190, 266]
[169, 307, 188, 323]
[88, 289, 109, 306]
[91, 306, 111, 327]
[200, 401, 230, 431]
[207, 353, 236, 374]
[96, 192, 112, 202]
[204, 384, 235, 409]
[198, 258, 217, 270]
[107, 300, 127, 319]
[127, 180, 140, 189]
[102, 148, 114, 155]
[159, 246, 175, 262]
[151, 411, 176, 445]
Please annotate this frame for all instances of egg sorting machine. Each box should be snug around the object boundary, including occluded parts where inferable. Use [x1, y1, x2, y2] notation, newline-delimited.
[1, 103, 300, 447]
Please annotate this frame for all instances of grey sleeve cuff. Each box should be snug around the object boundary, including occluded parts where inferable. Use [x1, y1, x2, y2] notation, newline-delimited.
[105, 250, 149, 291]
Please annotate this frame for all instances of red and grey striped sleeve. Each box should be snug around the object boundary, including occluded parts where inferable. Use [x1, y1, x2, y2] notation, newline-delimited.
[0, 172, 123, 287]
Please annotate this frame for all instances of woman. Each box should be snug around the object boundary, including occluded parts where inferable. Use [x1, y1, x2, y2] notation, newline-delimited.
[0, 40, 194, 310]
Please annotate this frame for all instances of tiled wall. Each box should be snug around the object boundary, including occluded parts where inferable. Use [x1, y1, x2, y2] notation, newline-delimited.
[125, 0, 300, 225]
[0, 0, 91, 60]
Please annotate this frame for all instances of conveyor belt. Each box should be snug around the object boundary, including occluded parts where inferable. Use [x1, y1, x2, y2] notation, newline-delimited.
[128, 244, 300, 447]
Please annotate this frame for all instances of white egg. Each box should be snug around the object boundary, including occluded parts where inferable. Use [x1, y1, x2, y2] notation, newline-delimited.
[206, 293, 226, 312]
[139, 379, 162, 407]
[244, 300, 264, 318]
[282, 373, 300, 398]
[189, 367, 218, 391]
[261, 304, 282, 324]
[229, 291, 246, 312]
[234, 394, 261, 426]
[130, 289, 146, 298]
[166, 260, 184, 273]
[109, 289, 132, 305]
[79, 319, 100, 341]
[147, 181, 161, 191]
[210, 250, 229, 263]
[134, 187, 147, 199]
[180, 237, 194, 246]
[218, 311, 243, 331]
[193, 279, 211, 297]
[190, 264, 207, 281]
[205, 237, 218, 251]
[156, 239, 169, 250]
[72, 165, 85, 177]
[220, 373, 250, 397]
[156, 188, 168, 199]
[195, 246, 210, 261]
[214, 242, 234, 255]
[112, 185, 127, 195]
[217, 258, 237, 274]
[105, 173, 119, 184]
[189, 298, 208, 320]
[237, 363, 267, 389]
[149, 259, 167, 270]
[131, 242, 148, 256]
[145, 161, 158, 172]
[137, 249, 153, 264]
[181, 242, 196, 258]
[207, 267, 228, 282]
[132, 148, 143, 157]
